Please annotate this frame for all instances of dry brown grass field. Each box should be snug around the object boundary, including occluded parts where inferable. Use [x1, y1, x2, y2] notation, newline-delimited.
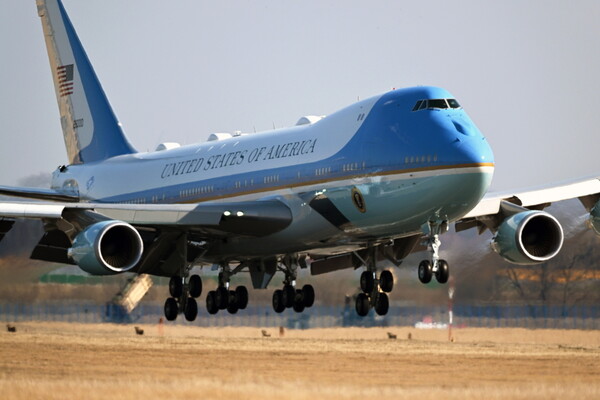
[1, 322, 599, 399]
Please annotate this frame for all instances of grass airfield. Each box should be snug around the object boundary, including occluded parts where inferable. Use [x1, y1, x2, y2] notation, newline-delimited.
[1, 322, 599, 399]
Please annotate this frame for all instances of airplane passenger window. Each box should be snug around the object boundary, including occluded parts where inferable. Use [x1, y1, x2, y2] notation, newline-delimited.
[412, 100, 423, 111]
[427, 99, 448, 109]
[447, 99, 461, 109]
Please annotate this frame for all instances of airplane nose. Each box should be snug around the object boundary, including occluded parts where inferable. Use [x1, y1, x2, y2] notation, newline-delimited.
[454, 135, 494, 165]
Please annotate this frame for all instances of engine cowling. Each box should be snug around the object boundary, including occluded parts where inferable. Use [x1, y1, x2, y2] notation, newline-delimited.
[589, 201, 600, 235]
[492, 211, 564, 265]
[68, 221, 143, 275]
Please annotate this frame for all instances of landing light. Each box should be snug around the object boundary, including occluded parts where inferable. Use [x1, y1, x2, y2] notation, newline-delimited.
[236, 211, 244, 217]
[223, 211, 231, 217]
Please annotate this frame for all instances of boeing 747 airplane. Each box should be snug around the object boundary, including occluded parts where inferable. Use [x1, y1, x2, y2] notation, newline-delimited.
[1, 0, 599, 320]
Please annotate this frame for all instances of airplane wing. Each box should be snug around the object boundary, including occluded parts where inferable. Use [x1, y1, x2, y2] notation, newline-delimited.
[0, 185, 79, 202]
[454, 176, 600, 265]
[0, 199, 292, 236]
[461, 177, 600, 220]
[0, 196, 292, 277]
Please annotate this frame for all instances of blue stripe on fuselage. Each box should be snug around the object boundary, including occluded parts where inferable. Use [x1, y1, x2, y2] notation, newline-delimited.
[93, 86, 494, 205]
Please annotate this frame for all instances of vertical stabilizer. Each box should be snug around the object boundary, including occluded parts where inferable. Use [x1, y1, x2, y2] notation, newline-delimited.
[37, 0, 136, 164]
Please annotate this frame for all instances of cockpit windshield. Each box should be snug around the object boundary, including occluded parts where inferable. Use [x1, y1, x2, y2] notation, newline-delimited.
[412, 98, 461, 111]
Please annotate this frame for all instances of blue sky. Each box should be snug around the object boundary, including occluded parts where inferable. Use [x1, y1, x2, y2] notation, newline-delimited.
[1, 0, 599, 190]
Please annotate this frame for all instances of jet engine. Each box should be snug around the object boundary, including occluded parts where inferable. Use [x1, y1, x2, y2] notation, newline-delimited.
[68, 221, 143, 275]
[589, 201, 600, 235]
[491, 211, 563, 265]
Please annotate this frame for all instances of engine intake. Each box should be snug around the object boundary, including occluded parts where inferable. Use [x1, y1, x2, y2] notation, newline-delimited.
[68, 221, 143, 275]
[492, 211, 563, 265]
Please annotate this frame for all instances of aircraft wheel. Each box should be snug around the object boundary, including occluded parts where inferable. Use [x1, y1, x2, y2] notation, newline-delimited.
[235, 286, 249, 309]
[302, 284, 315, 307]
[164, 297, 178, 321]
[189, 275, 202, 298]
[272, 289, 285, 313]
[360, 271, 375, 293]
[206, 290, 219, 315]
[293, 290, 306, 313]
[282, 284, 295, 308]
[379, 270, 394, 293]
[215, 286, 229, 309]
[227, 291, 239, 314]
[169, 276, 183, 298]
[374, 292, 389, 316]
[184, 297, 198, 321]
[435, 260, 449, 284]
[418, 260, 433, 284]
[355, 293, 370, 317]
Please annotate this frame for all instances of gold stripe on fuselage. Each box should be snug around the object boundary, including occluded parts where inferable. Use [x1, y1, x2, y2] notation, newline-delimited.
[167, 162, 495, 204]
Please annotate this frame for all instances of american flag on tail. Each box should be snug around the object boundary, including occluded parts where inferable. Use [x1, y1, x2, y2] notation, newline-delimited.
[57, 64, 74, 97]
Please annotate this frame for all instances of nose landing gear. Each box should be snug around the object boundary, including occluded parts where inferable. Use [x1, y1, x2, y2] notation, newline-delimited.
[418, 221, 450, 285]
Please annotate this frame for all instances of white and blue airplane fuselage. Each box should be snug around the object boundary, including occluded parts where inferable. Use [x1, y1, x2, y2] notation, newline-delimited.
[51, 86, 494, 260]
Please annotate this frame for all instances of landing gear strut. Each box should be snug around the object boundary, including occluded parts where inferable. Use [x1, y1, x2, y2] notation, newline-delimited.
[164, 272, 203, 322]
[418, 221, 450, 284]
[206, 264, 249, 315]
[355, 247, 394, 317]
[272, 257, 315, 314]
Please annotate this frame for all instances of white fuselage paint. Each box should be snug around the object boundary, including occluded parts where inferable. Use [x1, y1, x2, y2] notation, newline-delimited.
[53, 94, 381, 201]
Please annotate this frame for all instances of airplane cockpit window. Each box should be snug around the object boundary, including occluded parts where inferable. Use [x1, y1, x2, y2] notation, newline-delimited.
[427, 99, 449, 109]
[412, 98, 462, 111]
[447, 99, 461, 108]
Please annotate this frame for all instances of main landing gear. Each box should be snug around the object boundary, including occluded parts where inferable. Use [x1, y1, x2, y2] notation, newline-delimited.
[164, 274, 203, 322]
[205, 265, 249, 315]
[417, 221, 450, 285]
[354, 247, 394, 317]
[271, 258, 315, 313]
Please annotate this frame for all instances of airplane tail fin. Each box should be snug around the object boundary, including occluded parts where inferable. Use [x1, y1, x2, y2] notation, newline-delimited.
[36, 0, 136, 164]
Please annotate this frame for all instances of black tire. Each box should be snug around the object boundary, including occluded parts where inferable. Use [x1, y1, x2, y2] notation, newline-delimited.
[227, 291, 239, 314]
[169, 276, 183, 298]
[215, 286, 229, 309]
[164, 297, 178, 321]
[302, 284, 315, 307]
[379, 270, 394, 293]
[282, 284, 295, 308]
[293, 290, 306, 313]
[360, 271, 375, 293]
[235, 286, 249, 310]
[272, 289, 285, 313]
[435, 260, 449, 284]
[189, 275, 202, 298]
[355, 292, 370, 317]
[184, 297, 198, 321]
[374, 292, 389, 316]
[418, 260, 433, 284]
[206, 290, 219, 315]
